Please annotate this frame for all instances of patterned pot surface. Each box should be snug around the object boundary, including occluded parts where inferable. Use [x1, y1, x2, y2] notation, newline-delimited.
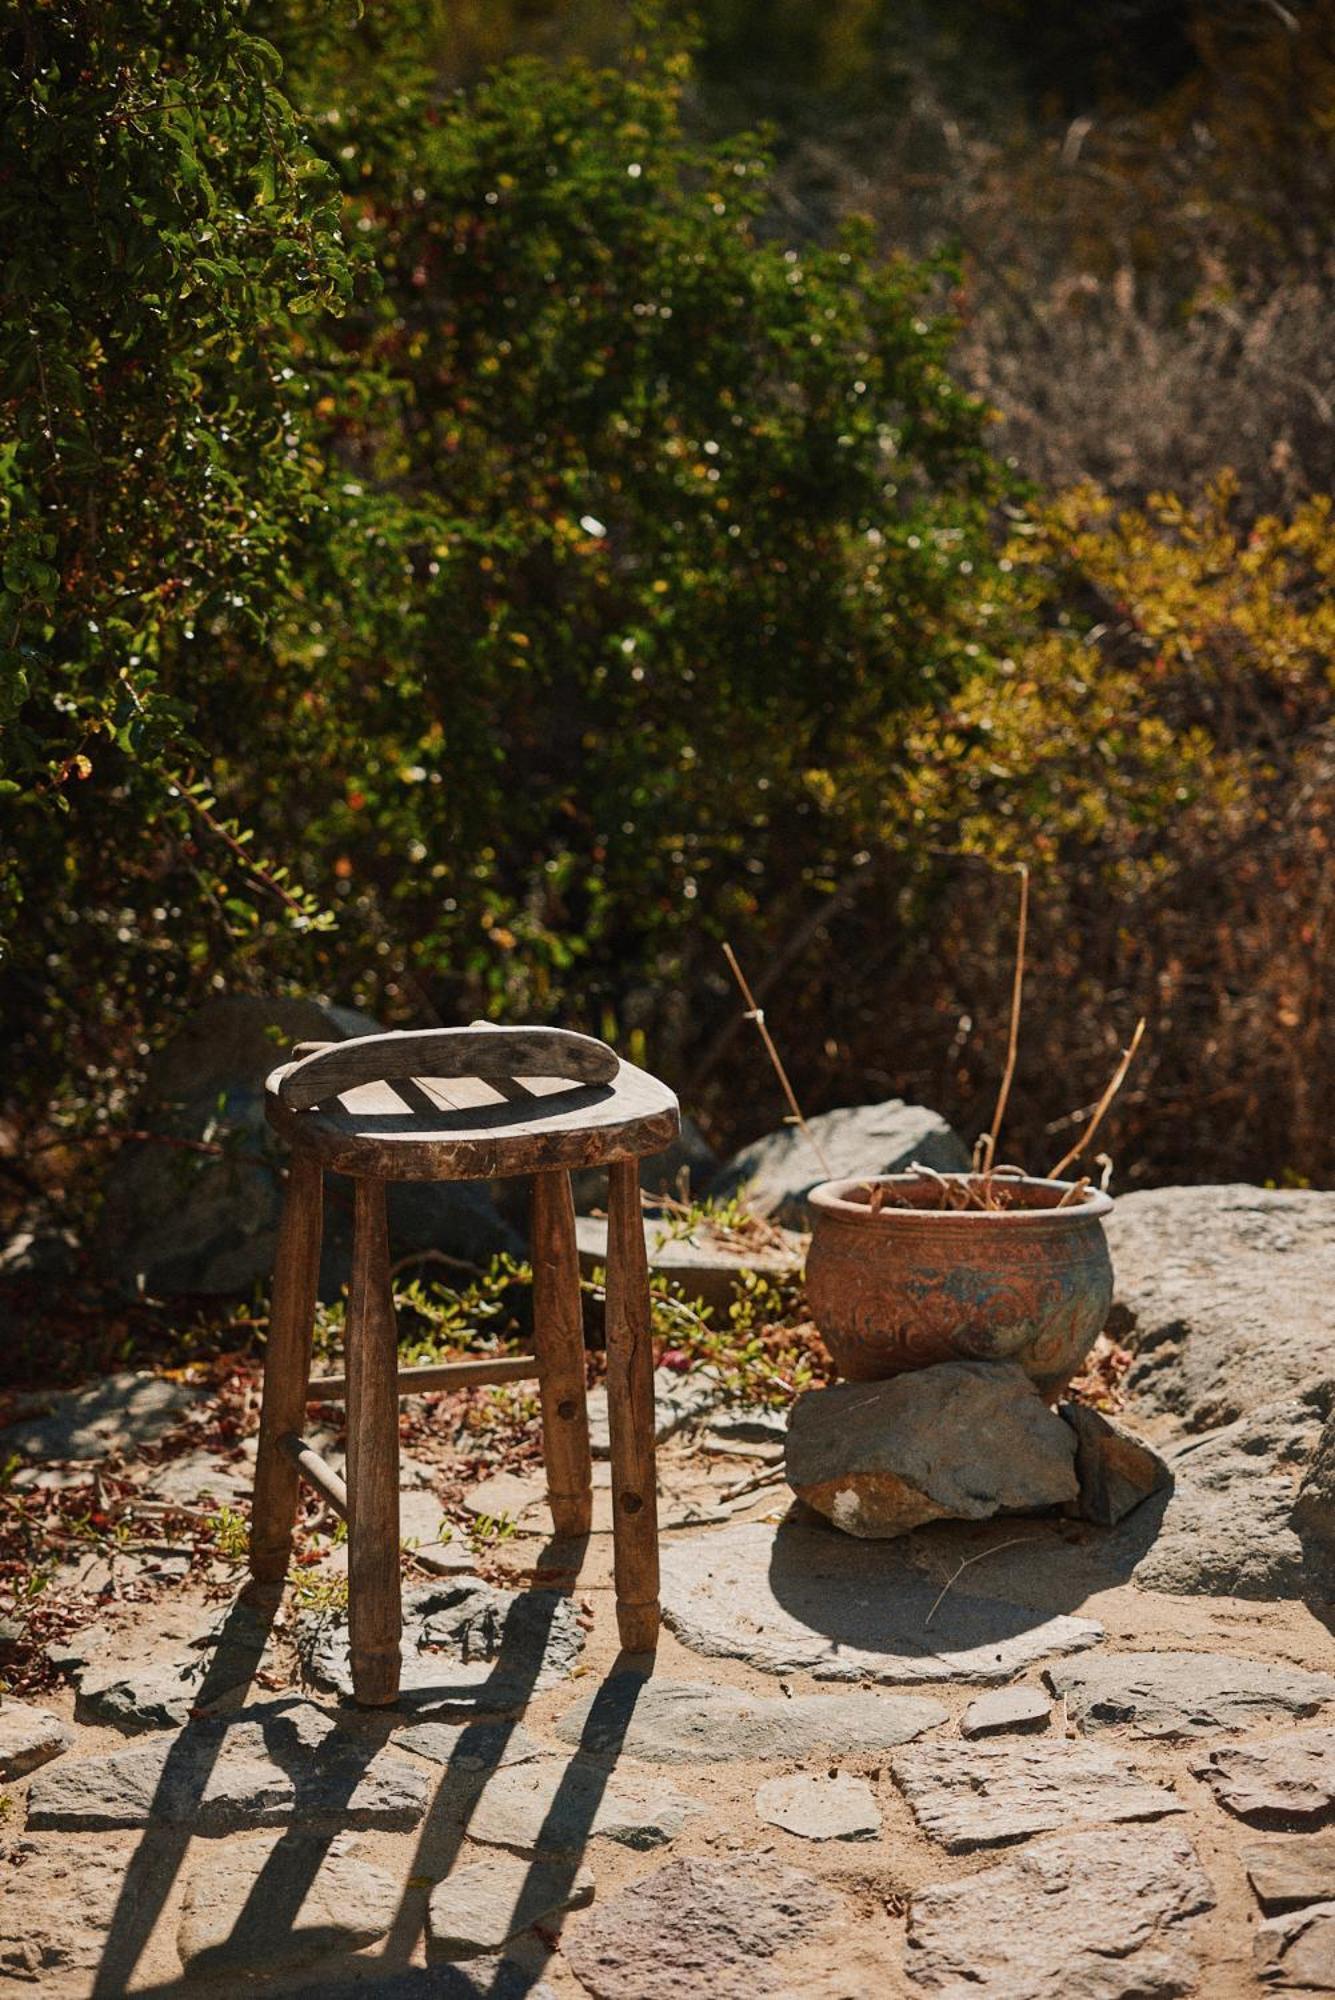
[805, 1174, 1115, 1399]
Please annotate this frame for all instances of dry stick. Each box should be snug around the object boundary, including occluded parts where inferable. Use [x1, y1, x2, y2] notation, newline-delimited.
[978, 863, 1030, 1176]
[1047, 1017, 1147, 1182]
[722, 941, 833, 1179]
[923, 1536, 1036, 1628]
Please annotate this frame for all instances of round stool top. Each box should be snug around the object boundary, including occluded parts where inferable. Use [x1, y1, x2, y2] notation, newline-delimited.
[265, 1025, 680, 1181]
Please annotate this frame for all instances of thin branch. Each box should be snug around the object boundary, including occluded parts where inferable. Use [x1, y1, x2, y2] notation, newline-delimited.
[979, 864, 1029, 1175]
[721, 942, 832, 1179]
[924, 1536, 1036, 1627]
[1048, 1018, 1147, 1181]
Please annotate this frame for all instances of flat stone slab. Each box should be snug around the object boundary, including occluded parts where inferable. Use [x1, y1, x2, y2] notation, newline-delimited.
[1254, 1901, 1335, 1990]
[26, 1698, 429, 1834]
[905, 1824, 1214, 1998]
[755, 1771, 880, 1841]
[0, 1371, 199, 1460]
[144, 1448, 250, 1507]
[1245, 1835, 1335, 1912]
[1047, 1651, 1335, 1740]
[299, 1577, 583, 1710]
[0, 1841, 155, 1984]
[393, 1716, 546, 1772]
[177, 1833, 400, 1977]
[585, 1369, 725, 1458]
[660, 1521, 1103, 1684]
[962, 1688, 1051, 1739]
[1193, 1727, 1335, 1828]
[450, 1754, 702, 1855]
[74, 1599, 275, 1733]
[428, 1854, 593, 1960]
[554, 1673, 947, 1763]
[565, 1853, 842, 2000]
[891, 1737, 1184, 1851]
[577, 1215, 803, 1314]
[0, 1701, 71, 1780]
[1108, 1185, 1335, 1429]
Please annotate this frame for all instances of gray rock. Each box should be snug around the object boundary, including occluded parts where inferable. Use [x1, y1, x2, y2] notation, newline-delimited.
[0, 1702, 70, 1780]
[905, 1824, 1214, 1998]
[1108, 1185, 1335, 1430]
[707, 1404, 789, 1445]
[393, 1717, 545, 1771]
[1294, 1413, 1335, 1583]
[660, 1520, 1103, 1683]
[177, 1833, 400, 1977]
[962, 1688, 1051, 1739]
[786, 1364, 1078, 1539]
[1048, 1652, 1335, 1740]
[91, 994, 520, 1296]
[26, 1698, 429, 1834]
[298, 1577, 584, 1710]
[75, 1599, 275, 1733]
[710, 1097, 970, 1229]
[1123, 1384, 1332, 1599]
[0, 1371, 198, 1461]
[564, 1853, 842, 2000]
[1245, 1835, 1335, 1913]
[428, 1854, 593, 1960]
[554, 1673, 947, 1763]
[1059, 1401, 1173, 1527]
[585, 1369, 725, 1458]
[576, 1213, 803, 1315]
[1193, 1727, 1335, 1827]
[754, 1771, 880, 1840]
[891, 1737, 1183, 1851]
[143, 1448, 250, 1507]
[1254, 1901, 1335, 1990]
[0, 1841, 155, 1984]
[452, 1755, 702, 1855]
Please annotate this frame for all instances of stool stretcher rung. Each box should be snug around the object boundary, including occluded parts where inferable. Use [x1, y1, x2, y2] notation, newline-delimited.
[279, 1431, 348, 1518]
[307, 1354, 541, 1400]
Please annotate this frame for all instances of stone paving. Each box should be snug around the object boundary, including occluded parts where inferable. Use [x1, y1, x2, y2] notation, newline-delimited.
[5, 1196, 1335, 1996]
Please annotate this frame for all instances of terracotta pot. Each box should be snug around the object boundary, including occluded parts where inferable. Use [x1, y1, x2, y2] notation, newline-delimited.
[805, 1174, 1114, 1400]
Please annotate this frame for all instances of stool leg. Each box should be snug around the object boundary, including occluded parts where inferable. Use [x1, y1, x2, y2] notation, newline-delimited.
[604, 1157, 660, 1653]
[532, 1169, 594, 1538]
[345, 1178, 402, 1705]
[249, 1153, 323, 1592]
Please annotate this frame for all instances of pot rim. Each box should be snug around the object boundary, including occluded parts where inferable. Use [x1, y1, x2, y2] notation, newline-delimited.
[808, 1172, 1114, 1224]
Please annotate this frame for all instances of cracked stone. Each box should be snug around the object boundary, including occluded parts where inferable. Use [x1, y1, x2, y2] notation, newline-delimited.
[177, 1832, 400, 1977]
[905, 1824, 1214, 1998]
[554, 1673, 947, 1763]
[1254, 1902, 1335, 1989]
[393, 1716, 545, 1771]
[0, 1702, 71, 1780]
[1245, 1835, 1335, 1913]
[1058, 1401, 1173, 1526]
[754, 1771, 880, 1840]
[449, 1755, 703, 1855]
[1193, 1728, 1335, 1828]
[26, 1698, 429, 1834]
[891, 1737, 1184, 1851]
[961, 1688, 1051, 1739]
[427, 1854, 593, 1960]
[660, 1520, 1102, 1683]
[565, 1853, 842, 2000]
[1046, 1652, 1335, 1740]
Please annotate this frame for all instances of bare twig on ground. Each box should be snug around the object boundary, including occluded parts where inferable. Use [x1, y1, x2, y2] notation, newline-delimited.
[923, 1536, 1036, 1627]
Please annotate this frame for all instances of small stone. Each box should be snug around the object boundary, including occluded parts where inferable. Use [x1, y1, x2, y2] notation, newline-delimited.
[0, 1702, 70, 1780]
[412, 1540, 475, 1576]
[177, 1833, 399, 1976]
[891, 1737, 1183, 1851]
[754, 1771, 880, 1841]
[1254, 1901, 1335, 1990]
[427, 1854, 593, 1959]
[453, 1755, 702, 1855]
[27, 1699, 429, 1834]
[962, 1688, 1051, 1739]
[1058, 1401, 1173, 1526]
[660, 1520, 1102, 1684]
[0, 1372, 198, 1461]
[1245, 1835, 1335, 1912]
[564, 1853, 842, 2000]
[905, 1824, 1214, 1998]
[1193, 1727, 1335, 1828]
[554, 1674, 947, 1763]
[1047, 1652, 1335, 1740]
[785, 1364, 1078, 1539]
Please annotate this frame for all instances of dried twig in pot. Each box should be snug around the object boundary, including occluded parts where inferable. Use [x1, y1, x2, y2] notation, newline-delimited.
[1048, 1018, 1147, 1181]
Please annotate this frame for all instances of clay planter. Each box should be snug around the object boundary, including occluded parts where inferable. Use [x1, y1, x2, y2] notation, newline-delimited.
[805, 1174, 1114, 1399]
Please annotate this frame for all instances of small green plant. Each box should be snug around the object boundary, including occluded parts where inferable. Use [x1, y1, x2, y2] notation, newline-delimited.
[207, 1506, 250, 1565]
[466, 1512, 518, 1555]
[290, 1571, 350, 1616]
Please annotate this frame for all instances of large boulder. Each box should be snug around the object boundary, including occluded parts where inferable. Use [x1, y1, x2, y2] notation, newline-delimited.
[708, 1097, 969, 1228]
[1107, 1185, 1335, 1431]
[785, 1362, 1079, 1538]
[94, 995, 521, 1296]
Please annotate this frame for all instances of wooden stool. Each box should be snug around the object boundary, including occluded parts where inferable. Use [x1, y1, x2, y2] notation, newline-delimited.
[247, 1025, 680, 1705]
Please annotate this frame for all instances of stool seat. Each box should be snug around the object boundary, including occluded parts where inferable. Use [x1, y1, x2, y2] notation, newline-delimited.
[267, 1056, 679, 1181]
